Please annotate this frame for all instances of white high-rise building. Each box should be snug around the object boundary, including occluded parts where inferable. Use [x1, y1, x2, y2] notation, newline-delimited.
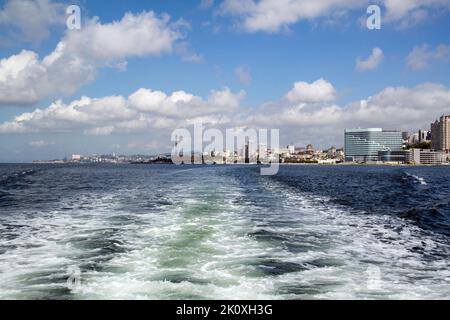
[288, 144, 295, 154]
[431, 115, 450, 152]
[418, 130, 431, 143]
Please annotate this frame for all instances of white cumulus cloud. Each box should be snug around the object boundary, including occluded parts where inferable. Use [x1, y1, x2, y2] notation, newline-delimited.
[0, 87, 245, 135]
[356, 47, 384, 71]
[383, 0, 450, 28]
[2, 79, 450, 151]
[285, 78, 336, 103]
[250, 81, 450, 147]
[0, 11, 187, 106]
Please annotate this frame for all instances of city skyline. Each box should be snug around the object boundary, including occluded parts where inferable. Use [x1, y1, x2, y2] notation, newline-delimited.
[26, 112, 450, 165]
[1, 0, 450, 162]
[33, 114, 448, 166]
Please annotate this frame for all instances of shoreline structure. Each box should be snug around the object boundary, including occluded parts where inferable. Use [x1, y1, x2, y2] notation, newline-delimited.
[27, 161, 449, 167]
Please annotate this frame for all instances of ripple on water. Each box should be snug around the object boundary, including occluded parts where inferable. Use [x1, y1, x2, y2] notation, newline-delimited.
[0, 165, 449, 300]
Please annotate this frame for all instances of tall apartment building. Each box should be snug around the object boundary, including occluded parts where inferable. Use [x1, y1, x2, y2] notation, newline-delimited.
[431, 115, 450, 151]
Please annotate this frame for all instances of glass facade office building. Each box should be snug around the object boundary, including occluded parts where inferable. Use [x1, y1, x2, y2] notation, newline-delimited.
[345, 128, 403, 162]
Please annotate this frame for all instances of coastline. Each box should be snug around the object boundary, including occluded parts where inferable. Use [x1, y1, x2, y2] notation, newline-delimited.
[10, 161, 450, 167]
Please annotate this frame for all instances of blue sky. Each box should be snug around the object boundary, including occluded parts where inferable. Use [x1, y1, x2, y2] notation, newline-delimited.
[0, 0, 450, 162]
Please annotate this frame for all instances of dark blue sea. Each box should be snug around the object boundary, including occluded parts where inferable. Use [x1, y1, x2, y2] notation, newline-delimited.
[0, 164, 449, 299]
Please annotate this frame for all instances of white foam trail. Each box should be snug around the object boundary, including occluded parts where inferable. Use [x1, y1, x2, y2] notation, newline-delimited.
[0, 167, 449, 300]
[251, 177, 450, 299]
[413, 175, 427, 185]
[406, 172, 428, 185]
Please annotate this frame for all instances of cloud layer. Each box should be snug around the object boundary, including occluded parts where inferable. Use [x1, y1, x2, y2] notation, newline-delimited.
[219, 0, 450, 32]
[407, 44, 450, 70]
[0, 87, 244, 135]
[0, 0, 65, 44]
[2, 79, 449, 149]
[249, 81, 450, 147]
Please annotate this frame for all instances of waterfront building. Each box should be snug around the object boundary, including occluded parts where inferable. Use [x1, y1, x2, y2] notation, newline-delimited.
[377, 150, 411, 163]
[377, 149, 447, 165]
[410, 149, 447, 165]
[71, 154, 82, 162]
[431, 115, 450, 152]
[345, 128, 403, 162]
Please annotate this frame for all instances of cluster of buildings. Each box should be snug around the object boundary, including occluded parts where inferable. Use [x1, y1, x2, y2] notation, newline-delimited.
[68, 154, 144, 163]
[344, 115, 450, 165]
[34, 115, 450, 166]
[192, 114, 450, 166]
[33, 153, 164, 164]
[406, 129, 431, 145]
[199, 143, 345, 165]
[277, 145, 345, 164]
[201, 115, 450, 166]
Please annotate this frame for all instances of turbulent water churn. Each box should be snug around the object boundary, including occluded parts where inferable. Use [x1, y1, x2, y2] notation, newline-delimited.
[0, 164, 449, 299]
